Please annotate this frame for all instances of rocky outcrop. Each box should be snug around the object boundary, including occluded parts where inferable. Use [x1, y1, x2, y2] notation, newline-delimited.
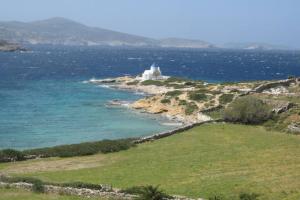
[253, 79, 296, 93]
[287, 123, 300, 134]
[268, 101, 294, 114]
[0, 40, 26, 52]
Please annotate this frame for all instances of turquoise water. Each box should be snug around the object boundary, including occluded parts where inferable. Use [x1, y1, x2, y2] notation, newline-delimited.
[0, 79, 173, 149]
[1, 45, 299, 149]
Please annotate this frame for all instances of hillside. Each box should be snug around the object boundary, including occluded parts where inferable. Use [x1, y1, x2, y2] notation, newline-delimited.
[0, 17, 214, 48]
[0, 17, 157, 46]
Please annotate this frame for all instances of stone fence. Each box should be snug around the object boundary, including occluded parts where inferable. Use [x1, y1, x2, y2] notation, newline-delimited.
[134, 119, 223, 144]
[253, 78, 296, 93]
[0, 181, 135, 200]
[0, 181, 202, 200]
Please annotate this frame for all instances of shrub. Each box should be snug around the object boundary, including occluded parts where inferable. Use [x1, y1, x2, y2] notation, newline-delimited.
[0, 176, 45, 193]
[32, 179, 45, 193]
[208, 195, 225, 200]
[165, 90, 182, 97]
[126, 81, 139, 85]
[184, 81, 196, 86]
[121, 186, 146, 195]
[239, 192, 260, 200]
[178, 100, 187, 106]
[223, 96, 272, 124]
[0, 149, 25, 162]
[24, 139, 135, 158]
[165, 77, 189, 83]
[141, 80, 164, 86]
[185, 102, 198, 115]
[161, 98, 171, 104]
[124, 185, 173, 200]
[219, 94, 234, 104]
[188, 91, 207, 101]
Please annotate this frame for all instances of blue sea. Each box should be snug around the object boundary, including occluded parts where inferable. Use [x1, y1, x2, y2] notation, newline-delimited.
[0, 45, 299, 149]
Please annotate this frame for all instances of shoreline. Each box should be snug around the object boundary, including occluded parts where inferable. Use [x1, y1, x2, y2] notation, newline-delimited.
[2, 76, 298, 152]
[87, 75, 300, 127]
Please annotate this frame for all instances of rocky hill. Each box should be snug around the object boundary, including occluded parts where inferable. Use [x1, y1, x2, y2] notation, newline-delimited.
[0, 17, 215, 48]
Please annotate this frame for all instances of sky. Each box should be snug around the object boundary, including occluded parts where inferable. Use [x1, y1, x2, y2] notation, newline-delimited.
[1, 0, 299, 48]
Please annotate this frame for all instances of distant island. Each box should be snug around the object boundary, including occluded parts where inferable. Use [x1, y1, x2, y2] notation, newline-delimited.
[0, 17, 292, 50]
[0, 40, 26, 52]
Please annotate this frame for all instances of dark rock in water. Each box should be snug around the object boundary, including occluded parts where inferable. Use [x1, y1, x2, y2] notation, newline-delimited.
[0, 40, 26, 52]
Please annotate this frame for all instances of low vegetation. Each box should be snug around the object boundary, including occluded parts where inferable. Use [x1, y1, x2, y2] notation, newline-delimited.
[185, 102, 198, 115]
[223, 96, 272, 124]
[219, 93, 234, 104]
[122, 185, 173, 200]
[0, 149, 25, 162]
[160, 98, 171, 104]
[141, 80, 165, 86]
[165, 90, 183, 97]
[188, 91, 208, 101]
[126, 80, 139, 85]
[0, 139, 135, 163]
[24, 139, 135, 158]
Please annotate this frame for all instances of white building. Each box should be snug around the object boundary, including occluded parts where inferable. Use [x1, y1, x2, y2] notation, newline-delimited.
[139, 63, 168, 81]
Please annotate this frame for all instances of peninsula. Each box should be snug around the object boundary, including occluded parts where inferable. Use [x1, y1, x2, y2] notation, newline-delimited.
[88, 66, 300, 134]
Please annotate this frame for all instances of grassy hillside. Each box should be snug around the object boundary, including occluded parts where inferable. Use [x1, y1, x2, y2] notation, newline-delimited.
[1, 124, 299, 200]
[0, 188, 105, 200]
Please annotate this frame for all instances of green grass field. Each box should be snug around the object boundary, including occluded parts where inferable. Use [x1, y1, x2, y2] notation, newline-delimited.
[1, 124, 299, 200]
[0, 188, 106, 200]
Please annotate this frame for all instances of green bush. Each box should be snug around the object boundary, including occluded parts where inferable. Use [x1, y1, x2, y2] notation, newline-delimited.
[161, 98, 171, 104]
[178, 100, 187, 106]
[223, 96, 272, 124]
[185, 102, 198, 115]
[126, 81, 139, 85]
[208, 195, 225, 200]
[121, 186, 146, 195]
[123, 185, 173, 200]
[24, 139, 135, 158]
[0, 176, 45, 193]
[141, 80, 164, 86]
[165, 77, 189, 83]
[0, 149, 25, 162]
[32, 179, 45, 193]
[239, 192, 260, 200]
[184, 81, 196, 86]
[188, 91, 207, 101]
[219, 94, 234, 104]
[165, 90, 183, 97]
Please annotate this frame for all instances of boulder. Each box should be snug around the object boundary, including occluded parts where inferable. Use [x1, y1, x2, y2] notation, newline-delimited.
[287, 123, 300, 134]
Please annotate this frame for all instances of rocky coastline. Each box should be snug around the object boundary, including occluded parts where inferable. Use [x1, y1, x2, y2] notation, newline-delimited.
[87, 76, 300, 133]
[0, 40, 26, 52]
